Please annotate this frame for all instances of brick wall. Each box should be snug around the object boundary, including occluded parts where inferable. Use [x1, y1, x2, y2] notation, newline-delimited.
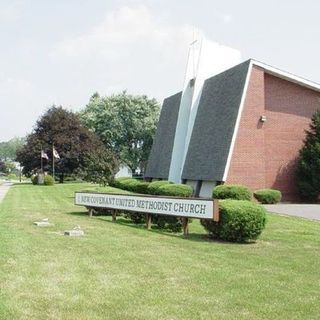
[264, 73, 320, 200]
[226, 66, 320, 201]
[226, 66, 266, 192]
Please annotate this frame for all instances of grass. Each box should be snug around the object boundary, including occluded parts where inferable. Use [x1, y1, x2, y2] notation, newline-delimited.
[0, 183, 319, 319]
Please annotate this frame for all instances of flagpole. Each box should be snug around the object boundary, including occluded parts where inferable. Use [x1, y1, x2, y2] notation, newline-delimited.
[41, 148, 43, 173]
[52, 144, 55, 180]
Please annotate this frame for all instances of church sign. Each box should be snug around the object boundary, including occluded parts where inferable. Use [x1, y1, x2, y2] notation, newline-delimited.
[75, 192, 219, 221]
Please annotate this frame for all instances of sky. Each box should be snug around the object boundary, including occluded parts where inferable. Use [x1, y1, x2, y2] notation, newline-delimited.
[0, 0, 319, 141]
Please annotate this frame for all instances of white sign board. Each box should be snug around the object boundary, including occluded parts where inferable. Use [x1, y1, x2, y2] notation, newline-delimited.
[75, 192, 218, 220]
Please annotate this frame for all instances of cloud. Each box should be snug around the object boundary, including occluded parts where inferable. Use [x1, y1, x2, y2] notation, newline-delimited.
[49, 4, 241, 103]
[0, 0, 24, 22]
[52, 4, 194, 61]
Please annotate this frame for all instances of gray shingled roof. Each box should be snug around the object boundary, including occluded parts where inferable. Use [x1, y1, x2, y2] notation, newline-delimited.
[145, 92, 182, 179]
[181, 60, 250, 181]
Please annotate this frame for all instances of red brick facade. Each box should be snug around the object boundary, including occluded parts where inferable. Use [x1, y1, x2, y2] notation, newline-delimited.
[226, 66, 320, 201]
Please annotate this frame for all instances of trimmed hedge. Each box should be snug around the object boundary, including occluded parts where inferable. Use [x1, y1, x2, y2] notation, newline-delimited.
[254, 189, 282, 204]
[117, 178, 141, 192]
[135, 181, 150, 194]
[147, 180, 173, 195]
[44, 175, 54, 186]
[109, 177, 150, 194]
[201, 200, 266, 243]
[213, 184, 252, 201]
[110, 176, 132, 189]
[157, 183, 193, 197]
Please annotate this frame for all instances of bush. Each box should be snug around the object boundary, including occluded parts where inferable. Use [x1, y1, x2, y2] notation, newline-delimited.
[213, 184, 252, 201]
[118, 178, 141, 192]
[110, 176, 132, 188]
[157, 183, 193, 197]
[135, 182, 150, 194]
[44, 175, 54, 186]
[201, 200, 266, 243]
[147, 180, 173, 195]
[125, 212, 145, 224]
[153, 215, 182, 232]
[31, 175, 38, 185]
[254, 189, 282, 204]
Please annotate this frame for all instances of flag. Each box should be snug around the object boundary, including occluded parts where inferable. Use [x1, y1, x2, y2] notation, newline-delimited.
[41, 150, 49, 160]
[53, 147, 60, 159]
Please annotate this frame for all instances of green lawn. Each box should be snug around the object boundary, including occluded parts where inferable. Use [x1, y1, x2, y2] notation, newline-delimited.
[0, 183, 319, 320]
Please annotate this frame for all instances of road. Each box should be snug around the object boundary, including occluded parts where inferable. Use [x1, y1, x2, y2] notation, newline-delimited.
[264, 204, 320, 221]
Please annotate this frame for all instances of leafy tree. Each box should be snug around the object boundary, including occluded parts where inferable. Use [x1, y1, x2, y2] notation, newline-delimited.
[80, 91, 160, 173]
[82, 147, 117, 186]
[16, 106, 118, 183]
[296, 110, 320, 201]
[0, 137, 25, 161]
[0, 160, 5, 173]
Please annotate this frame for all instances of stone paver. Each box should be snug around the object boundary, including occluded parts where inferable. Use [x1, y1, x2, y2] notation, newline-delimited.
[0, 182, 12, 202]
[264, 204, 320, 221]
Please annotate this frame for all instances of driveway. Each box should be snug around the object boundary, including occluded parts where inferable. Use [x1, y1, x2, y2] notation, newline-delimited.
[264, 204, 320, 221]
[0, 182, 12, 202]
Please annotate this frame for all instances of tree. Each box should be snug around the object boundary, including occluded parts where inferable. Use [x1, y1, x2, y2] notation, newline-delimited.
[0, 137, 25, 161]
[0, 160, 5, 173]
[82, 147, 116, 186]
[16, 106, 118, 183]
[296, 110, 320, 201]
[80, 91, 160, 173]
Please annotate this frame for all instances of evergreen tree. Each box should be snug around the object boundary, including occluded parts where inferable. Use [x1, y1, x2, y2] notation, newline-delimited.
[296, 110, 320, 201]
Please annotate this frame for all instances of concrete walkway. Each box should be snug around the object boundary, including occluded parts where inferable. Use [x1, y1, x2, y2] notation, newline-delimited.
[264, 204, 320, 221]
[0, 182, 12, 202]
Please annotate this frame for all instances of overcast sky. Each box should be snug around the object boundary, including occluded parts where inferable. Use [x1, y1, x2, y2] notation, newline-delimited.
[0, 0, 319, 141]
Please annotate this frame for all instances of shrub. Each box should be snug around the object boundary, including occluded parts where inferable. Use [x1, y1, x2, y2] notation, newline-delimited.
[147, 180, 173, 195]
[157, 183, 193, 197]
[125, 212, 145, 224]
[90, 207, 113, 216]
[213, 184, 252, 201]
[31, 175, 38, 185]
[135, 182, 150, 194]
[201, 200, 266, 243]
[254, 189, 282, 204]
[118, 178, 141, 192]
[110, 176, 132, 188]
[153, 215, 182, 232]
[44, 175, 54, 186]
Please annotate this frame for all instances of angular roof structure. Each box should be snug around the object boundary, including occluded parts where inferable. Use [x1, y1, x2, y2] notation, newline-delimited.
[145, 59, 320, 185]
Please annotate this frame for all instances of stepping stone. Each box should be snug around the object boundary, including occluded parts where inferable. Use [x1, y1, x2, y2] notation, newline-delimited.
[34, 218, 51, 227]
[64, 225, 84, 237]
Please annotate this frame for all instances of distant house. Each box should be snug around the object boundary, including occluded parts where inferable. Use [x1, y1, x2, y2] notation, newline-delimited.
[115, 163, 132, 179]
[145, 59, 320, 201]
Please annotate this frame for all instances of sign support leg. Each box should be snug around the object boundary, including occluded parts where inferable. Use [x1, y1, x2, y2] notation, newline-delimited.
[182, 217, 189, 237]
[89, 208, 93, 218]
[146, 213, 152, 230]
[112, 210, 117, 222]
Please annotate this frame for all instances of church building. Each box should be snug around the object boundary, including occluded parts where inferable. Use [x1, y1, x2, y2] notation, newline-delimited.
[145, 39, 320, 201]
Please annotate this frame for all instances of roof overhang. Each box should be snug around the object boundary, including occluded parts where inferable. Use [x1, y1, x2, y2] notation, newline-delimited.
[252, 59, 320, 93]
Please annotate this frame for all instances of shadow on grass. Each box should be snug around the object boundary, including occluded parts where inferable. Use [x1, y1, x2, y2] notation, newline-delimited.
[65, 211, 253, 245]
